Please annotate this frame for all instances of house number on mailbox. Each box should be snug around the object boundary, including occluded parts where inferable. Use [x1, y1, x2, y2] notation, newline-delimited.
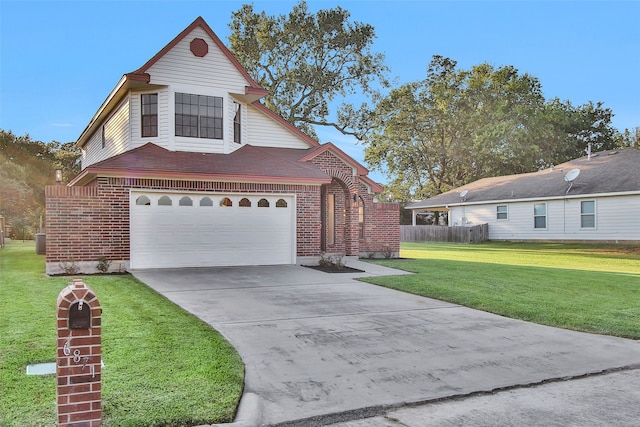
[69, 301, 91, 329]
[63, 339, 95, 378]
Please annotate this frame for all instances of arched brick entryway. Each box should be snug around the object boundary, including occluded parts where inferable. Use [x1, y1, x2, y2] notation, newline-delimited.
[320, 175, 359, 256]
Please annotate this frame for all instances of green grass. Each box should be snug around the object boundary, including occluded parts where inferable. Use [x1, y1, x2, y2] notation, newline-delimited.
[0, 241, 244, 427]
[363, 242, 640, 339]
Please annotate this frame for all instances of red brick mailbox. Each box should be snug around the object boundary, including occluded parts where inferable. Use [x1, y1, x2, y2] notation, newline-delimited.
[56, 279, 102, 426]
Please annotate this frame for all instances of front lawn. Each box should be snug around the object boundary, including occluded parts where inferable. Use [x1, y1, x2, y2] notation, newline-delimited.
[0, 241, 244, 427]
[364, 242, 640, 339]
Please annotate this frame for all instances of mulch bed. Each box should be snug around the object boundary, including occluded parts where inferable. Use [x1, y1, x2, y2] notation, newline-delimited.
[304, 265, 364, 273]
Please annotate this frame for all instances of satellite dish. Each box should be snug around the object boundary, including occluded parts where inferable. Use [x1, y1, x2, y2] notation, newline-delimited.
[564, 168, 581, 193]
[460, 190, 469, 199]
[564, 168, 580, 182]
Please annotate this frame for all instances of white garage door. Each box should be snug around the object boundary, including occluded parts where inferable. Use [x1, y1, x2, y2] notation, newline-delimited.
[130, 191, 296, 269]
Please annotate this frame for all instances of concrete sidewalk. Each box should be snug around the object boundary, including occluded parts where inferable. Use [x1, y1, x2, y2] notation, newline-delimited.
[327, 368, 640, 427]
[133, 261, 640, 426]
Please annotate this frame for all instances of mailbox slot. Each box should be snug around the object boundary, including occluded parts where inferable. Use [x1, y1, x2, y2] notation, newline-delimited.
[69, 301, 91, 329]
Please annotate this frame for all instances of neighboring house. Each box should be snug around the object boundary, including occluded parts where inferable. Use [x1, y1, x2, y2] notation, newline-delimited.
[406, 148, 640, 242]
[45, 17, 399, 274]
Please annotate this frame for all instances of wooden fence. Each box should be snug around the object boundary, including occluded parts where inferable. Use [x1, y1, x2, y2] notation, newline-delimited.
[400, 224, 489, 244]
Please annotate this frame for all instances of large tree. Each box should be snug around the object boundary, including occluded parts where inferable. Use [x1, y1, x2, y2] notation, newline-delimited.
[0, 130, 80, 238]
[363, 56, 620, 201]
[228, 0, 389, 139]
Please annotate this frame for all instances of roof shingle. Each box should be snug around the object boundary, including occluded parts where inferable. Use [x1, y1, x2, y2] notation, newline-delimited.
[74, 143, 332, 184]
[407, 148, 640, 209]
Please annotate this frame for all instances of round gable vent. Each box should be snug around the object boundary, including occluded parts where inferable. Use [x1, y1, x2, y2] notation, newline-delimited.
[190, 38, 208, 57]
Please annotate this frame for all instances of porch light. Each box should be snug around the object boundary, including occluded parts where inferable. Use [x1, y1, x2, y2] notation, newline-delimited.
[55, 169, 63, 184]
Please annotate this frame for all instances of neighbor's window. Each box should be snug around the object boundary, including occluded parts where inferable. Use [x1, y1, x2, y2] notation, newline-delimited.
[175, 92, 223, 139]
[233, 102, 241, 144]
[101, 125, 106, 149]
[581, 201, 596, 228]
[141, 93, 158, 137]
[534, 203, 547, 229]
[496, 205, 508, 220]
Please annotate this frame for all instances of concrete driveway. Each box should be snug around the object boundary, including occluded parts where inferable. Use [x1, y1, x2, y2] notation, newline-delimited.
[133, 261, 640, 426]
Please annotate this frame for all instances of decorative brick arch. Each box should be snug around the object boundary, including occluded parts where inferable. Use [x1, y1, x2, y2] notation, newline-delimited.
[322, 168, 357, 193]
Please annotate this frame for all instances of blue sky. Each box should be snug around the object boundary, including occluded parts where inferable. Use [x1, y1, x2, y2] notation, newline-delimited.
[1, 0, 638, 183]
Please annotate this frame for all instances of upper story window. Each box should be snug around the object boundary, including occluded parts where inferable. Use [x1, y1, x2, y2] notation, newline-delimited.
[233, 102, 241, 144]
[534, 203, 547, 229]
[175, 92, 223, 139]
[141, 93, 158, 137]
[581, 201, 596, 228]
[496, 205, 508, 220]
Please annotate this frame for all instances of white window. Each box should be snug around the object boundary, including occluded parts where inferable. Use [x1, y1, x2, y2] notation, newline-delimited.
[534, 203, 546, 229]
[233, 102, 241, 144]
[141, 93, 158, 137]
[175, 93, 223, 139]
[496, 205, 508, 220]
[581, 201, 596, 228]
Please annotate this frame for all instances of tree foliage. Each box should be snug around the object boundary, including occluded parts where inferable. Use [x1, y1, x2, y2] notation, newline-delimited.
[363, 56, 621, 200]
[228, 0, 389, 139]
[617, 126, 639, 148]
[0, 130, 80, 238]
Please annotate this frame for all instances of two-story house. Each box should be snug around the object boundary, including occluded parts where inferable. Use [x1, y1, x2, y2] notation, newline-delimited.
[45, 16, 399, 274]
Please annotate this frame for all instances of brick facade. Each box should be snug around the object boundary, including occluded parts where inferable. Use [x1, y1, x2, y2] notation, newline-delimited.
[45, 151, 399, 274]
[56, 279, 102, 426]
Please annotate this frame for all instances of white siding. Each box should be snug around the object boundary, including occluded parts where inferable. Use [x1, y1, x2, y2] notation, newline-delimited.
[81, 97, 130, 168]
[83, 25, 314, 164]
[146, 27, 248, 92]
[226, 97, 246, 153]
[143, 27, 251, 154]
[245, 103, 312, 149]
[454, 194, 640, 241]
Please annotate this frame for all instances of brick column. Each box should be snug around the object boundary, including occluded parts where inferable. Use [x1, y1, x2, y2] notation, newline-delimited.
[56, 279, 102, 426]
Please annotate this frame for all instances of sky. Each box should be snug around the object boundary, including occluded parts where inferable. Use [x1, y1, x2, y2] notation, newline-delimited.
[1, 0, 639, 184]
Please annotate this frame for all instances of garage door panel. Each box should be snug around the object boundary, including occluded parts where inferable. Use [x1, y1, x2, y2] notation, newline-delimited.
[130, 192, 295, 269]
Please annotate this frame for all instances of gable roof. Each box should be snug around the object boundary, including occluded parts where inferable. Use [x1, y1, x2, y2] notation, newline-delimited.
[301, 142, 369, 175]
[129, 16, 265, 94]
[407, 148, 640, 210]
[77, 16, 269, 148]
[69, 143, 332, 186]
